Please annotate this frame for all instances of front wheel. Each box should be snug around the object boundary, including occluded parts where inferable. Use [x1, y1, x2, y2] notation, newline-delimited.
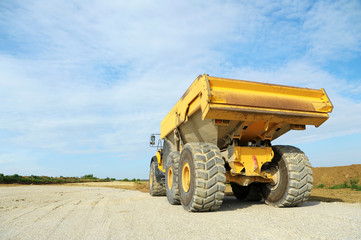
[259, 145, 313, 207]
[149, 158, 166, 196]
[179, 143, 226, 212]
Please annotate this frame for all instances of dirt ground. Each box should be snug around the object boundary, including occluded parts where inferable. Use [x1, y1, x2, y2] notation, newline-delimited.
[58, 182, 360, 204]
[1, 186, 360, 240]
[312, 164, 361, 187]
[1, 164, 360, 204]
[310, 164, 361, 203]
[0, 165, 360, 239]
[53, 164, 361, 204]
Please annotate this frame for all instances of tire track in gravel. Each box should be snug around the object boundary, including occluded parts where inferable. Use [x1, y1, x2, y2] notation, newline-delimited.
[1, 185, 360, 240]
[76, 196, 111, 239]
[10, 198, 83, 239]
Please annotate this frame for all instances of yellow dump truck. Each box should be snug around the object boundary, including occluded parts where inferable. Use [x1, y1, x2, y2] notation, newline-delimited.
[149, 74, 333, 212]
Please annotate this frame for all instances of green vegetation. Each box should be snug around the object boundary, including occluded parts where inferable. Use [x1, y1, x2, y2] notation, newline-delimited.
[0, 173, 146, 185]
[328, 182, 348, 189]
[82, 174, 96, 179]
[328, 179, 361, 191]
[117, 178, 142, 183]
[0, 173, 111, 185]
[316, 183, 325, 188]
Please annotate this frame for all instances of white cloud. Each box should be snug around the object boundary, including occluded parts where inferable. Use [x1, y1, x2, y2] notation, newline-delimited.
[302, 0, 361, 61]
[0, 1, 361, 176]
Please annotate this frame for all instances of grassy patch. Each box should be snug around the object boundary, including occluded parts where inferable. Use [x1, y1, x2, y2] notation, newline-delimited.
[0, 173, 111, 185]
[328, 179, 361, 191]
[316, 183, 325, 188]
[118, 178, 141, 182]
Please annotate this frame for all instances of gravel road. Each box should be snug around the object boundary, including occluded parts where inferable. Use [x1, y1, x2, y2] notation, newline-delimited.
[1, 185, 360, 240]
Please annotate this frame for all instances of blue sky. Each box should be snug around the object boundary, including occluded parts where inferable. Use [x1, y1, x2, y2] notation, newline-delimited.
[0, 1, 360, 179]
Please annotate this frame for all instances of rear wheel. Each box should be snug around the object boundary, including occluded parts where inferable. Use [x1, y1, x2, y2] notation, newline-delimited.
[259, 145, 313, 207]
[179, 143, 226, 212]
[165, 152, 181, 205]
[149, 158, 166, 196]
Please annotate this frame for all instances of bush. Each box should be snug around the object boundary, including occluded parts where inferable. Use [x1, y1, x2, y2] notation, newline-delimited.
[350, 179, 359, 185]
[82, 174, 95, 179]
[328, 179, 361, 191]
[328, 184, 346, 189]
[0, 173, 119, 185]
[350, 179, 360, 191]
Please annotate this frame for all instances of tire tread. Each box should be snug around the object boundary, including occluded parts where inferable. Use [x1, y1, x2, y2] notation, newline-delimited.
[181, 143, 226, 212]
[266, 145, 313, 207]
[165, 152, 181, 204]
[149, 160, 166, 196]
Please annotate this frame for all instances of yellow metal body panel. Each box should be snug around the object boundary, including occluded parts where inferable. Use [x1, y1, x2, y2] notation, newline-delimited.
[156, 150, 165, 172]
[161, 75, 209, 139]
[228, 147, 274, 176]
[208, 76, 332, 114]
[160, 74, 333, 141]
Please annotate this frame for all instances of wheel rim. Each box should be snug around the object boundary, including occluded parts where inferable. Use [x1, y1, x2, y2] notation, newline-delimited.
[268, 165, 280, 190]
[182, 162, 191, 192]
[167, 166, 173, 190]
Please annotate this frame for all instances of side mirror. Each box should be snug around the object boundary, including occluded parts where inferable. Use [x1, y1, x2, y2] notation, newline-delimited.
[150, 135, 156, 146]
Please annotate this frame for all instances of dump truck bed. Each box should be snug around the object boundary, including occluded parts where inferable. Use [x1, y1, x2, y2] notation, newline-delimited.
[150, 74, 331, 210]
[161, 74, 333, 147]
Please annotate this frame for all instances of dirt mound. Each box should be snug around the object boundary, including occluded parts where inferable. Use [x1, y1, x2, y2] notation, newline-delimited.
[67, 181, 150, 193]
[312, 164, 361, 187]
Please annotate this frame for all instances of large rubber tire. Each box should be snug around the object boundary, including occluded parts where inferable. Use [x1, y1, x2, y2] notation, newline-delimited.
[231, 183, 250, 201]
[179, 143, 226, 212]
[149, 158, 166, 196]
[259, 145, 313, 207]
[165, 151, 181, 205]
